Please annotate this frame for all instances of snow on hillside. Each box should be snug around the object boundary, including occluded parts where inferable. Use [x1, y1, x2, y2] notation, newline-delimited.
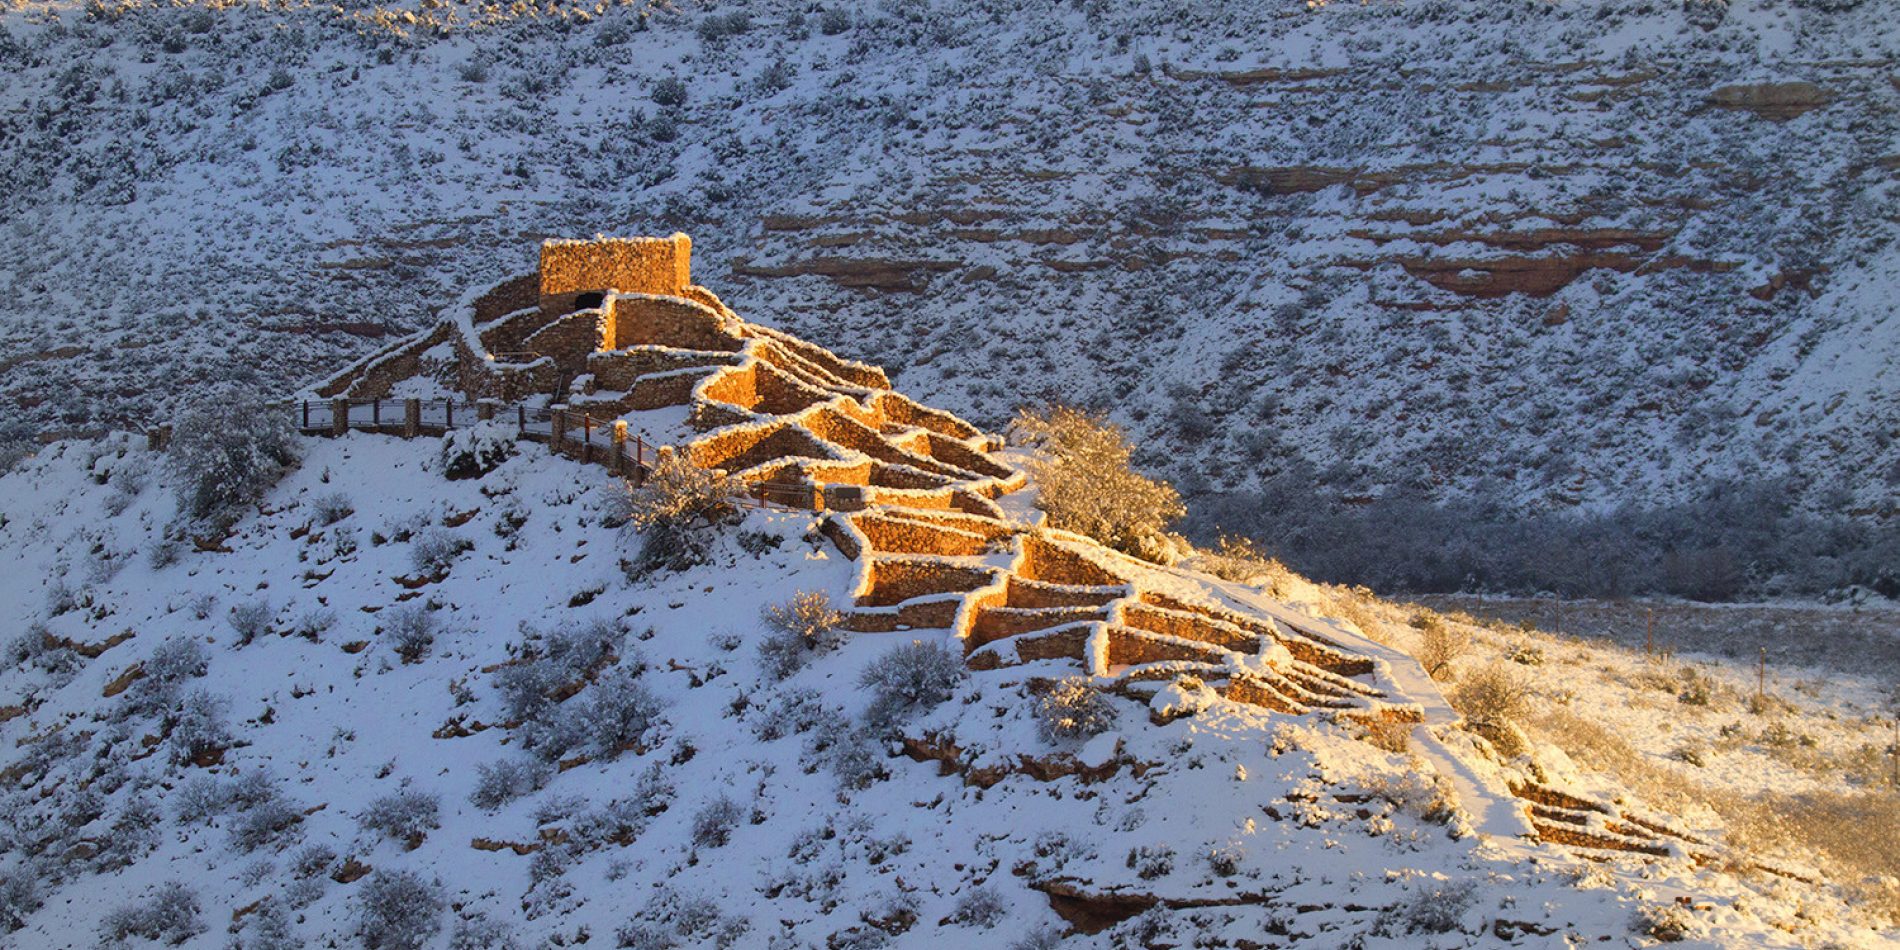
[1, 0, 1896, 597]
[0, 430, 1893, 947]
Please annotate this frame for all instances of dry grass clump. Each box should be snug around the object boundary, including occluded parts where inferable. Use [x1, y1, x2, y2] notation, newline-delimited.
[1197, 536, 1296, 598]
[1727, 790, 1900, 925]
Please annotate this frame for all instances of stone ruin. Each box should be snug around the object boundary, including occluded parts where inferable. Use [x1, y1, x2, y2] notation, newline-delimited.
[310, 235, 1712, 861]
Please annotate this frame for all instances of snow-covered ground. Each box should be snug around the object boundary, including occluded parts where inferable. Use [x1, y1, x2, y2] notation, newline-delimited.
[1, 0, 1896, 597]
[1, 431, 1894, 947]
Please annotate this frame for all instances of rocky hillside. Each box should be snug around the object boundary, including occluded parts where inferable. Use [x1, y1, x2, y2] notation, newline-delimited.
[1, 0, 1896, 596]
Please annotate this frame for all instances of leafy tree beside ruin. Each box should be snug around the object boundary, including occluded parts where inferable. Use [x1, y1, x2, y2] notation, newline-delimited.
[1010, 404, 1184, 563]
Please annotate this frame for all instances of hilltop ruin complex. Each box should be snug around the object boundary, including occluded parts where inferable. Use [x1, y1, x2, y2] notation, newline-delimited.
[312, 235, 1710, 861]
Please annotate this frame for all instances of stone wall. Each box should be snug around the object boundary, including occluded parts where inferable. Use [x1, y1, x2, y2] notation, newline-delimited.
[539, 234, 692, 316]
[523, 310, 606, 378]
[606, 294, 735, 351]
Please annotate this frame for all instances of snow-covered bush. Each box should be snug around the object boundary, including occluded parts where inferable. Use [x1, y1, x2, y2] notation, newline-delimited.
[409, 527, 471, 577]
[230, 901, 297, 950]
[166, 689, 231, 764]
[561, 667, 665, 760]
[166, 390, 299, 527]
[312, 491, 354, 525]
[818, 6, 852, 34]
[290, 843, 338, 879]
[288, 606, 336, 642]
[1010, 927, 1064, 950]
[616, 455, 738, 576]
[382, 603, 438, 663]
[859, 639, 964, 732]
[495, 618, 627, 725]
[1450, 664, 1532, 756]
[1397, 878, 1476, 934]
[228, 599, 273, 645]
[827, 732, 890, 791]
[7, 625, 78, 681]
[354, 869, 444, 950]
[124, 637, 208, 714]
[949, 885, 1006, 928]
[1207, 842, 1245, 877]
[691, 794, 743, 849]
[1125, 845, 1174, 880]
[439, 421, 517, 480]
[358, 790, 441, 848]
[99, 881, 204, 945]
[469, 757, 552, 810]
[1034, 677, 1116, 742]
[757, 591, 846, 679]
[0, 866, 43, 933]
[651, 75, 686, 107]
[449, 913, 521, 950]
[615, 887, 749, 949]
[1010, 405, 1183, 562]
[752, 688, 844, 741]
[228, 796, 304, 853]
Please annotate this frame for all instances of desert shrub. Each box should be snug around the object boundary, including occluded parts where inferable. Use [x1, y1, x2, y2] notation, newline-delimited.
[553, 667, 665, 761]
[818, 6, 852, 34]
[618, 455, 738, 575]
[382, 603, 438, 663]
[167, 689, 231, 764]
[691, 795, 743, 849]
[173, 774, 228, 823]
[100, 881, 204, 945]
[1632, 901, 1696, 942]
[1677, 667, 1716, 706]
[449, 913, 521, 950]
[0, 866, 43, 933]
[651, 74, 686, 107]
[752, 688, 845, 741]
[312, 492, 354, 525]
[1010, 404, 1183, 561]
[616, 887, 749, 949]
[127, 637, 209, 713]
[290, 843, 338, 878]
[229, 795, 305, 853]
[696, 10, 750, 41]
[470, 756, 552, 810]
[859, 639, 964, 732]
[167, 390, 299, 526]
[1207, 842, 1245, 877]
[409, 527, 471, 577]
[358, 790, 441, 847]
[1034, 676, 1116, 742]
[494, 618, 627, 727]
[7, 625, 78, 681]
[1125, 844, 1174, 879]
[826, 732, 890, 791]
[950, 885, 1007, 928]
[1450, 664, 1532, 757]
[230, 901, 298, 950]
[288, 606, 336, 641]
[1398, 878, 1477, 934]
[439, 421, 517, 480]
[1413, 614, 1470, 680]
[757, 591, 846, 679]
[354, 869, 444, 950]
[229, 599, 273, 644]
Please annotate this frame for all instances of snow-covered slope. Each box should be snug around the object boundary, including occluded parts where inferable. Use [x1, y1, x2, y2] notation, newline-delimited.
[1, 0, 1896, 596]
[0, 429, 1892, 944]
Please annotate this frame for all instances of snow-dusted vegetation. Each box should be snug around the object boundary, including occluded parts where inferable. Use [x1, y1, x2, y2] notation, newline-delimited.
[0, 422, 1894, 946]
[0, 0, 1895, 599]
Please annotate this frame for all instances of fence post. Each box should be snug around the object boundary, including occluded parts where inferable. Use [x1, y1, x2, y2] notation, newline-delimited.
[445, 401, 454, 429]
[610, 421, 627, 475]
[146, 427, 164, 452]
[581, 415, 594, 463]
[403, 398, 421, 439]
[331, 398, 349, 437]
[550, 405, 568, 455]
[517, 404, 527, 437]
[302, 401, 310, 430]
[372, 399, 381, 429]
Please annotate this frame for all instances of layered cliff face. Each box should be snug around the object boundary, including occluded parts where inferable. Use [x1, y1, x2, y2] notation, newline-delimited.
[0, 0, 1895, 594]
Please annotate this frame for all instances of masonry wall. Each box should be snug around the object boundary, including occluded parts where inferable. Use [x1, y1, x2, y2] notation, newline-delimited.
[539, 234, 692, 317]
